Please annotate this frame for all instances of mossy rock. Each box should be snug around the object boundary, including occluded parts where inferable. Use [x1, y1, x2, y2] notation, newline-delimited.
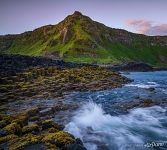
[12, 114, 28, 127]
[0, 128, 7, 137]
[42, 131, 75, 147]
[22, 124, 39, 134]
[0, 134, 18, 144]
[142, 99, 154, 107]
[20, 143, 47, 150]
[0, 87, 8, 93]
[6, 80, 13, 84]
[0, 66, 130, 104]
[8, 133, 41, 150]
[26, 108, 39, 117]
[148, 87, 155, 91]
[4, 122, 21, 135]
[44, 142, 60, 150]
[0, 120, 8, 128]
[41, 119, 64, 131]
[47, 127, 59, 133]
[29, 116, 40, 122]
[0, 115, 14, 125]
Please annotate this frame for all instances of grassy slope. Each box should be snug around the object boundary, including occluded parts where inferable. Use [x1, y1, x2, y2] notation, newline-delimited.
[0, 12, 167, 67]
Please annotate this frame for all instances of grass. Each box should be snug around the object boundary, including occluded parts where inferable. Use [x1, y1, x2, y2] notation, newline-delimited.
[0, 12, 167, 67]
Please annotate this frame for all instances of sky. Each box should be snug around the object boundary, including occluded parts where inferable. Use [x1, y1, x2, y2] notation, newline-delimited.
[0, 0, 167, 35]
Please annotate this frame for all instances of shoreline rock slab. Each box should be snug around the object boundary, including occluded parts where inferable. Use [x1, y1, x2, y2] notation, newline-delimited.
[0, 65, 131, 104]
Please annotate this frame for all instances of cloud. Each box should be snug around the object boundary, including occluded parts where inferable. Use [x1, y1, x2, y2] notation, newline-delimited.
[125, 19, 167, 36]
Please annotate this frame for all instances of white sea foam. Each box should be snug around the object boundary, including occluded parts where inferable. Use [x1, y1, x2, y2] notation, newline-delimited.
[161, 89, 167, 94]
[65, 101, 167, 150]
[125, 81, 159, 89]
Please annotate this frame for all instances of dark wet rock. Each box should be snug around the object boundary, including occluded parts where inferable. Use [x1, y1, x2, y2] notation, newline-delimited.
[39, 108, 54, 117]
[23, 143, 47, 150]
[101, 62, 154, 72]
[0, 129, 6, 136]
[0, 142, 8, 150]
[52, 103, 78, 112]
[112, 98, 167, 114]
[67, 143, 87, 150]
[40, 115, 55, 122]
[0, 54, 94, 77]
[0, 120, 8, 128]
[148, 87, 156, 92]
[29, 116, 40, 122]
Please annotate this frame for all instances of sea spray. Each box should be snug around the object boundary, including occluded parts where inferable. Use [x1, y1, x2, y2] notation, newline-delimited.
[125, 82, 159, 89]
[65, 101, 167, 150]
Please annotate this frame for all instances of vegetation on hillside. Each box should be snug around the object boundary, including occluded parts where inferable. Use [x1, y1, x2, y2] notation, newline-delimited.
[0, 11, 167, 66]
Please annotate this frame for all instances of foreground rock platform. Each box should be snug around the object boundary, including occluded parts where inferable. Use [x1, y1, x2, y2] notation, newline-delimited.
[0, 64, 131, 104]
[0, 54, 131, 150]
[0, 110, 86, 150]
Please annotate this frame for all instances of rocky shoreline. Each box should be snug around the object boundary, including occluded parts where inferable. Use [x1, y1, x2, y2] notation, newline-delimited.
[0, 109, 86, 150]
[99, 62, 167, 72]
[0, 65, 130, 104]
[1, 55, 166, 150]
[0, 54, 131, 150]
[102, 62, 154, 72]
[1, 54, 166, 75]
[1, 55, 166, 76]
[0, 54, 94, 77]
[110, 98, 167, 115]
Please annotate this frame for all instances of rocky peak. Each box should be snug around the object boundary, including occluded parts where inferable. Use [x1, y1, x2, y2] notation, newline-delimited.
[57, 11, 90, 36]
[73, 11, 83, 16]
[66, 11, 89, 22]
[57, 11, 85, 28]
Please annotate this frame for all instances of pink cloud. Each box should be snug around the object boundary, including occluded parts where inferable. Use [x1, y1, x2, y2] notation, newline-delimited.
[125, 19, 167, 36]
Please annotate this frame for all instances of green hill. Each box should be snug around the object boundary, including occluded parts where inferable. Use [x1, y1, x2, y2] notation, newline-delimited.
[0, 11, 167, 66]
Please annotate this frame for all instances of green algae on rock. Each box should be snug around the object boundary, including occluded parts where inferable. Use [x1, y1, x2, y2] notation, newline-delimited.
[22, 124, 39, 134]
[0, 134, 18, 144]
[42, 131, 75, 147]
[0, 66, 131, 104]
[41, 119, 64, 131]
[4, 122, 22, 135]
[0, 111, 86, 150]
[8, 133, 41, 150]
[12, 114, 28, 127]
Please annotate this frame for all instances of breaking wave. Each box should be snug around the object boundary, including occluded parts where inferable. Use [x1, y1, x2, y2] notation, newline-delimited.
[65, 101, 167, 150]
[125, 81, 159, 89]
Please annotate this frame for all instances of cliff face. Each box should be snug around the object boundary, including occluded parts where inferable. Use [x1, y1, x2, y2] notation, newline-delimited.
[0, 11, 167, 66]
